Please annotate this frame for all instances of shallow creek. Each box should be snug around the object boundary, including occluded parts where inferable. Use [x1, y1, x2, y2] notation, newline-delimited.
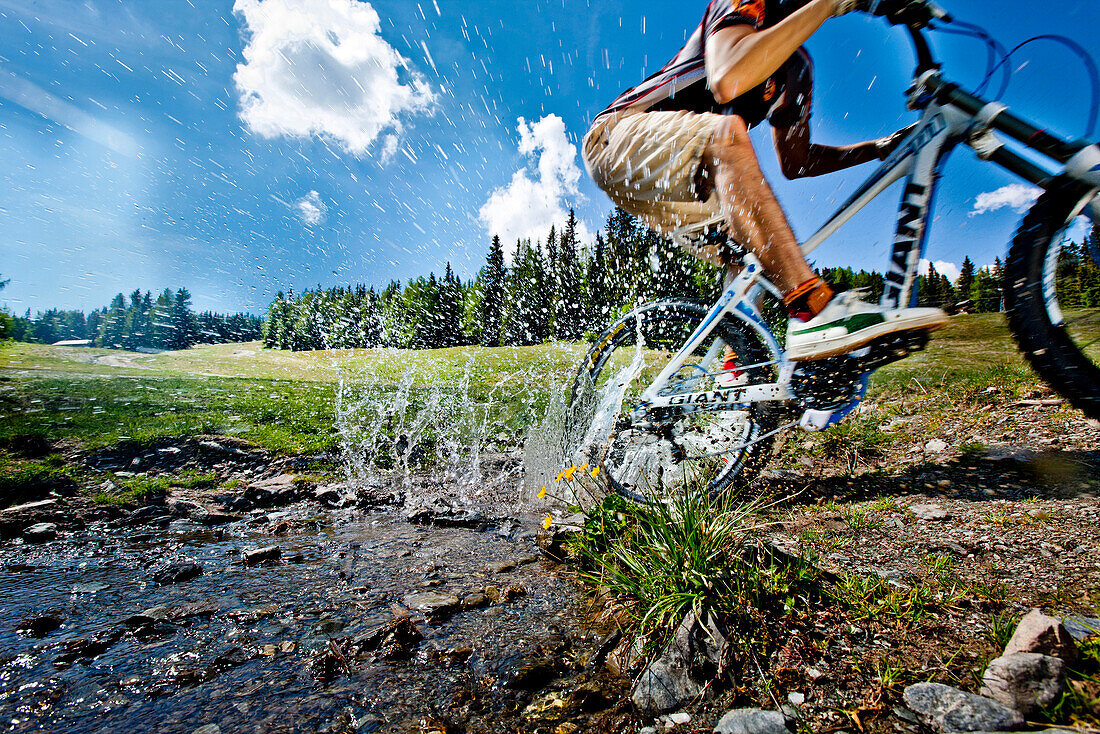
[0, 505, 600, 733]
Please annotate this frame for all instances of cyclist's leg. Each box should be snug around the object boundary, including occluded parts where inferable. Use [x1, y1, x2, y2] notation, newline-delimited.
[700, 115, 815, 294]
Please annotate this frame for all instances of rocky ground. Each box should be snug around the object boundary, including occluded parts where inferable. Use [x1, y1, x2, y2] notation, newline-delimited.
[1, 392, 1098, 733]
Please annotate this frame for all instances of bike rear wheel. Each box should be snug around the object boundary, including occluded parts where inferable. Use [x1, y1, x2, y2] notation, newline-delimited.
[571, 299, 787, 502]
[1006, 182, 1100, 419]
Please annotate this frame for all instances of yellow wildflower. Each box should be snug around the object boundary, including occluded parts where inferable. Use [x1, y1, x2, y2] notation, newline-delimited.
[590, 466, 600, 478]
[537, 486, 547, 499]
[563, 465, 577, 481]
[543, 514, 553, 529]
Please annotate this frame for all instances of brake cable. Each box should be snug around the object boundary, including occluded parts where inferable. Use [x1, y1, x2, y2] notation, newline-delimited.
[929, 21, 1100, 138]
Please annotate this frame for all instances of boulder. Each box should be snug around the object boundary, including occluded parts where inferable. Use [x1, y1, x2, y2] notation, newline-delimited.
[22, 522, 57, 543]
[980, 653, 1066, 715]
[1004, 609, 1077, 662]
[713, 709, 792, 734]
[631, 612, 727, 713]
[902, 682, 1023, 732]
[245, 474, 301, 507]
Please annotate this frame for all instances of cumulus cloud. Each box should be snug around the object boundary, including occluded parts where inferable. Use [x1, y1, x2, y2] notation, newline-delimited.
[919, 258, 961, 283]
[479, 115, 591, 256]
[970, 184, 1041, 216]
[294, 190, 327, 225]
[233, 0, 435, 156]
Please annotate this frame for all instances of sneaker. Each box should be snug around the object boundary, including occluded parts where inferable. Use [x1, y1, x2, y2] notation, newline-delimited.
[715, 346, 748, 388]
[786, 291, 948, 361]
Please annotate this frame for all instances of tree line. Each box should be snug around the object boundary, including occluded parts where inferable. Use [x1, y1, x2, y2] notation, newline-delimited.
[2, 286, 262, 350]
[263, 213, 1100, 352]
[263, 208, 722, 351]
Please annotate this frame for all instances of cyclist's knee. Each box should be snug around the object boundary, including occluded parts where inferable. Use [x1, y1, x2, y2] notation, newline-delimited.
[709, 116, 755, 163]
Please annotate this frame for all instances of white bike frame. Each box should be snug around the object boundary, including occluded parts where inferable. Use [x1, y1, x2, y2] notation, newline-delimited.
[632, 64, 1100, 428]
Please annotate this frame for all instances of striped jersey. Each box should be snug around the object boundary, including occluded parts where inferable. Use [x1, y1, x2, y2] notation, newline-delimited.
[595, 0, 813, 127]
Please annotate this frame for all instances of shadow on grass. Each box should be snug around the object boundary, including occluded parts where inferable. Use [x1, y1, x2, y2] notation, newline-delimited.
[757, 449, 1100, 508]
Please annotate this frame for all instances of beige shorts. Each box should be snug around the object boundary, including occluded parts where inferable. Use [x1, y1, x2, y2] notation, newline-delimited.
[582, 109, 730, 265]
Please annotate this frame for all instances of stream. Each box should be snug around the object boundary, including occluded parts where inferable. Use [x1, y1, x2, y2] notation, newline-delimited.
[0, 502, 616, 733]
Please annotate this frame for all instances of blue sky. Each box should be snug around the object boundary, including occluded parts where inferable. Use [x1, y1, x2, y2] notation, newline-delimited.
[0, 0, 1097, 315]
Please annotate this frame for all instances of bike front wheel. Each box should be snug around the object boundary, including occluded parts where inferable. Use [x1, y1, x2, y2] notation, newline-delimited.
[1006, 182, 1100, 419]
[571, 299, 788, 502]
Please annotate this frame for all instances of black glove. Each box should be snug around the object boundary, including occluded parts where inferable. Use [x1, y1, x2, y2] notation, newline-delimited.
[863, 0, 937, 27]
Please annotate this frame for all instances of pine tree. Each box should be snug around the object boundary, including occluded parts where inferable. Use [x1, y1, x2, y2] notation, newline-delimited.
[98, 293, 128, 348]
[438, 263, 465, 347]
[555, 210, 586, 340]
[480, 235, 507, 347]
[957, 256, 976, 304]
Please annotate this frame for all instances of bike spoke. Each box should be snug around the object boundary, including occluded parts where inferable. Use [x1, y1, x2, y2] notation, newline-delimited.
[678, 420, 799, 462]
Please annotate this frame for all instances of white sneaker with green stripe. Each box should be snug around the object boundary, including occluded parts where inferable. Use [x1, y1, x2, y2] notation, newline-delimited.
[786, 290, 948, 361]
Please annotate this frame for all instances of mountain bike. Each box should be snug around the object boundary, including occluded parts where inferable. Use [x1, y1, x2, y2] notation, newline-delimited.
[572, 1, 1100, 502]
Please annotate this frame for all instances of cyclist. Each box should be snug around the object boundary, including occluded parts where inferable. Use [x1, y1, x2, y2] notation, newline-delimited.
[582, 0, 948, 361]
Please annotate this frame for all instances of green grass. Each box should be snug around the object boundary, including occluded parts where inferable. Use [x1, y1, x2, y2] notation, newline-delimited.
[567, 486, 817, 652]
[0, 453, 73, 507]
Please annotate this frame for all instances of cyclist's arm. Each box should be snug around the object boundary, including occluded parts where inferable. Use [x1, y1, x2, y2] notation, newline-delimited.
[706, 0, 837, 104]
[772, 94, 884, 179]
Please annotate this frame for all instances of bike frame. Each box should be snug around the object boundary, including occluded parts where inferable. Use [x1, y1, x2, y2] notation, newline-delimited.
[633, 26, 1100, 429]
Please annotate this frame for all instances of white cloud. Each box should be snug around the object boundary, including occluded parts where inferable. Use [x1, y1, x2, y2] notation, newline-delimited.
[479, 115, 591, 257]
[919, 258, 961, 283]
[233, 0, 435, 157]
[294, 190, 327, 225]
[970, 184, 1041, 216]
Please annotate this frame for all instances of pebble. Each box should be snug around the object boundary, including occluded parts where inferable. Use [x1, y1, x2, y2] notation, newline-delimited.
[908, 504, 950, 521]
[712, 708, 791, 734]
[924, 439, 948, 453]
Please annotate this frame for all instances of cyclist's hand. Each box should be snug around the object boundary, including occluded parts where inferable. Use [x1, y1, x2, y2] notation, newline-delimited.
[874, 122, 918, 160]
[864, 0, 937, 27]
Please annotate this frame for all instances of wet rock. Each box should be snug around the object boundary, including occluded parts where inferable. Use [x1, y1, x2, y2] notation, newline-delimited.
[498, 655, 558, 690]
[72, 582, 110, 594]
[632, 612, 726, 713]
[151, 561, 203, 586]
[401, 591, 460, 618]
[191, 726, 221, 734]
[908, 504, 950, 521]
[126, 505, 173, 526]
[245, 474, 302, 507]
[313, 485, 345, 506]
[353, 618, 424, 660]
[405, 501, 488, 530]
[980, 652, 1066, 715]
[902, 682, 1023, 732]
[54, 629, 123, 666]
[22, 522, 57, 543]
[168, 600, 222, 620]
[713, 709, 792, 734]
[1004, 609, 1078, 662]
[243, 545, 282, 566]
[461, 592, 490, 610]
[210, 646, 253, 672]
[17, 614, 63, 638]
[1063, 616, 1100, 640]
[167, 498, 203, 517]
[123, 615, 176, 641]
